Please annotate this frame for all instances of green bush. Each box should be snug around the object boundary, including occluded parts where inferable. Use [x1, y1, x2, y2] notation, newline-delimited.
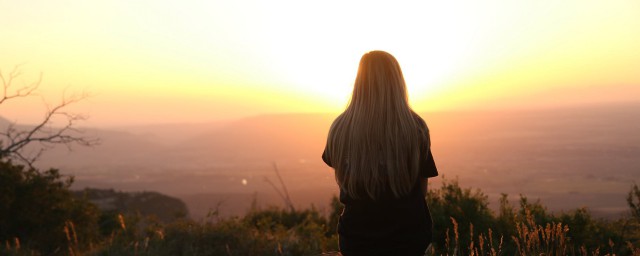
[421, 177, 640, 255]
[427, 177, 495, 254]
[0, 160, 100, 255]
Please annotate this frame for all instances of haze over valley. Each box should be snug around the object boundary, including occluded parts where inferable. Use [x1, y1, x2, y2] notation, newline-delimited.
[15, 101, 639, 220]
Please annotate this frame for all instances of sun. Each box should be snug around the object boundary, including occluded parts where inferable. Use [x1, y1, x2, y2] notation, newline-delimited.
[264, 43, 473, 112]
[255, 1, 486, 111]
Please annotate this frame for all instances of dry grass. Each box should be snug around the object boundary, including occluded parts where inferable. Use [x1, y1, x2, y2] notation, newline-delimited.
[430, 209, 640, 256]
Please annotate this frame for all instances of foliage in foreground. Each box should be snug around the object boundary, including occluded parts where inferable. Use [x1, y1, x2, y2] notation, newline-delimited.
[2, 159, 640, 255]
[428, 179, 640, 255]
[0, 160, 101, 254]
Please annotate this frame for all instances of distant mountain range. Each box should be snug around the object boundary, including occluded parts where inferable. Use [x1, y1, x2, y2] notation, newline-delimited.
[3, 101, 639, 219]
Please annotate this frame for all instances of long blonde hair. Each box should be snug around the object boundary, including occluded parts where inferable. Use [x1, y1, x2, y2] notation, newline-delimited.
[326, 50, 427, 199]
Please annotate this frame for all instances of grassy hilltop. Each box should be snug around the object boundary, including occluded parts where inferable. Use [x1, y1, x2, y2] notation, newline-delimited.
[2, 160, 640, 255]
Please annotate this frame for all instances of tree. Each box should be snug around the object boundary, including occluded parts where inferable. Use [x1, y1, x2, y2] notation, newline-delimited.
[0, 66, 101, 254]
[0, 65, 98, 166]
[0, 160, 101, 254]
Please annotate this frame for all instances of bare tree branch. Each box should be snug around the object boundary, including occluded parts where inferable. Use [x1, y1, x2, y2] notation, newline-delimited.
[0, 64, 40, 106]
[273, 162, 294, 211]
[0, 67, 99, 167]
[264, 162, 295, 212]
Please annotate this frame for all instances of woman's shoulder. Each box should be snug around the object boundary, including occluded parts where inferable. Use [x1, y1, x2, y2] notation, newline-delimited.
[411, 112, 429, 130]
[328, 113, 346, 131]
[410, 112, 430, 147]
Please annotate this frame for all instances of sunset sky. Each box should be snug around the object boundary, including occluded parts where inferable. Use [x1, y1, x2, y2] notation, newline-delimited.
[1, 0, 639, 126]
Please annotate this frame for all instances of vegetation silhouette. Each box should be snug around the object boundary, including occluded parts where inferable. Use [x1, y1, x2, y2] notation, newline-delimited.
[2, 160, 640, 255]
[0, 160, 101, 254]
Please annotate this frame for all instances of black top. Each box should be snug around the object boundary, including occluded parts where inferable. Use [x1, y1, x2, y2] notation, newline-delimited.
[322, 124, 438, 255]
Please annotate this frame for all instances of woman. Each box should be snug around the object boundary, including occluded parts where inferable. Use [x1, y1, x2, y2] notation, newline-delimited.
[322, 50, 438, 256]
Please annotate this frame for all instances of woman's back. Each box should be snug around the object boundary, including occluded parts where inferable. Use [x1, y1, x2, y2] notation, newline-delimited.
[322, 51, 438, 256]
[324, 114, 437, 256]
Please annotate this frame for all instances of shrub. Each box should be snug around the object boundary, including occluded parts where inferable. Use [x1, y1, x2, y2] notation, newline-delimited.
[0, 160, 100, 255]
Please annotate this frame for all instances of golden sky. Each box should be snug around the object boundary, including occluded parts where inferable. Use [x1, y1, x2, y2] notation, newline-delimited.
[1, 0, 639, 126]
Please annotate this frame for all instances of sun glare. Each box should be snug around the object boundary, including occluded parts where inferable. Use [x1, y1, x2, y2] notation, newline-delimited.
[257, 1, 489, 110]
[1, 0, 639, 124]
